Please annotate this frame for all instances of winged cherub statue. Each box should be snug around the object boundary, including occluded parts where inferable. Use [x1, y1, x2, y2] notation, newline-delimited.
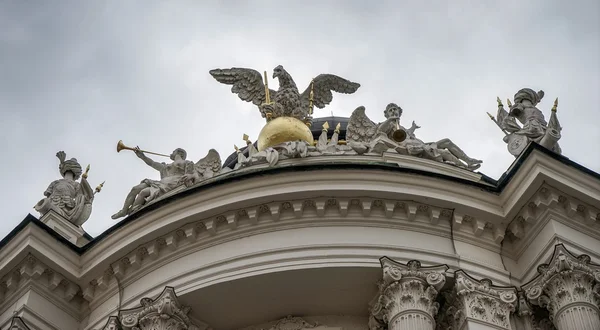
[209, 65, 360, 124]
[347, 103, 482, 170]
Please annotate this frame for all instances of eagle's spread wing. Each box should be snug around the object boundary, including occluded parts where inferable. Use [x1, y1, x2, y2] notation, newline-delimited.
[209, 68, 277, 106]
[346, 106, 378, 143]
[299, 74, 360, 110]
[195, 149, 222, 174]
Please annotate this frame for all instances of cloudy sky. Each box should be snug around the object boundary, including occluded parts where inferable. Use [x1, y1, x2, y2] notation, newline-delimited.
[1, 0, 599, 240]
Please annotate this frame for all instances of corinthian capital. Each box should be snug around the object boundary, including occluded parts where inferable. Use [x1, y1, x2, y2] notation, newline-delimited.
[438, 271, 517, 330]
[523, 244, 600, 330]
[371, 258, 448, 330]
[119, 286, 200, 330]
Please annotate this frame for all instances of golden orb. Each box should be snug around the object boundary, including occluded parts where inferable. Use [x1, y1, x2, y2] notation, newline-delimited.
[257, 116, 314, 151]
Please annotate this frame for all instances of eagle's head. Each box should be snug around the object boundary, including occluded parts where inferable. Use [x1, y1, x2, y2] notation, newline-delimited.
[272, 65, 285, 79]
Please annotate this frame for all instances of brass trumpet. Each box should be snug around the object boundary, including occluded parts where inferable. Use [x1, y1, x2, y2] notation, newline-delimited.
[391, 119, 408, 143]
[116, 140, 170, 157]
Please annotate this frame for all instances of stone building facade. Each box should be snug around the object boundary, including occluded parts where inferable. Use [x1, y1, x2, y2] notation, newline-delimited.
[1, 142, 598, 330]
[1, 77, 598, 329]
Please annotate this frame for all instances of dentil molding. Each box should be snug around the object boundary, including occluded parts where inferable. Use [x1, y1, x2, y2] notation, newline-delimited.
[82, 196, 502, 308]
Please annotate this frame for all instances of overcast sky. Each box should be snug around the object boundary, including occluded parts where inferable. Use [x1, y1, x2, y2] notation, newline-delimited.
[1, 0, 599, 240]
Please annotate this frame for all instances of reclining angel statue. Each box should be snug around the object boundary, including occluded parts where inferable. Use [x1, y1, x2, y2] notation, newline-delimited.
[34, 151, 96, 226]
[111, 147, 221, 219]
[347, 103, 482, 170]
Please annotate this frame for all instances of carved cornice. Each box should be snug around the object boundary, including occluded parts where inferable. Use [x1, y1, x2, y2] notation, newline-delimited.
[371, 258, 448, 328]
[523, 244, 600, 322]
[505, 185, 600, 258]
[118, 286, 202, 330]
[0, 254, 83, 315]
[437, 271, 517, 330]
[84, 196, 489, 305]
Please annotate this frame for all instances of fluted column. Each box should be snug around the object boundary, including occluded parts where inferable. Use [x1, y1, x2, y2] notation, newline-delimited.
[437, 271, 518, 330]
[524, 244, 600, 330]
[370, 258, 448, 330]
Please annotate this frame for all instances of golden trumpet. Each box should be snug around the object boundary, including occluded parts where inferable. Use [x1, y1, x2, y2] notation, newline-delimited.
[391, 120, 408, 143]
[116, 140, 170, 158]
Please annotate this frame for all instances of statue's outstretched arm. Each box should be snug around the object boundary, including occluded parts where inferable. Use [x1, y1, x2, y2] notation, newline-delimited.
[135, 148, 165, 172]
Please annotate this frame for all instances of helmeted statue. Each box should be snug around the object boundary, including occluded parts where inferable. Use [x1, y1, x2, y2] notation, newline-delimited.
[34, 151, 97, 226]
[495, 88, 562, 156]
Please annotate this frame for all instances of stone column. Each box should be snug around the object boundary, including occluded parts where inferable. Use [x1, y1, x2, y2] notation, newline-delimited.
[370, 258, 448, 330]
[524, 244, 600, 330]
[437, 271, 518, 330]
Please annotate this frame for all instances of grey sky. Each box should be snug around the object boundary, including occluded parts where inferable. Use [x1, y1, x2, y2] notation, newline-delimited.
[1, 0, 599, 240]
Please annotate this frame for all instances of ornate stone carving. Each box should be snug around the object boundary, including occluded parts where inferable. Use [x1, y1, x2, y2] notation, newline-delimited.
[346, 104, 482, 171]
[494, 88, 562, 156]
[112, 148, 221, 219]
[119, 286, 201, 330]
[101, 316, 123, 330]
[267, 316, 318, 330]
[437, 271, 517, 330]
[371, 258, 448, 330]
[34, 151, 101, 226]
[523, 244, 600, 330]
[210, 65, 359, 124]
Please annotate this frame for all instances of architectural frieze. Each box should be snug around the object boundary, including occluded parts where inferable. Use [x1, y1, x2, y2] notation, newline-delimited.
[523, 244, 600, 330]
[82, 196, 481, 305]
[78, 195, 506, 308]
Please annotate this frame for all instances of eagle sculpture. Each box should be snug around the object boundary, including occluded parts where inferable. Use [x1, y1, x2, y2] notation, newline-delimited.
[209, 65, 360, 122]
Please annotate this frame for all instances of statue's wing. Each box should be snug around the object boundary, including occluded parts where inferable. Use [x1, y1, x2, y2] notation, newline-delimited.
[299, 74, 360, 110]
[209, 68, 277, 106]
[195, 149, 222, 173]
[346, 106, 378, 143]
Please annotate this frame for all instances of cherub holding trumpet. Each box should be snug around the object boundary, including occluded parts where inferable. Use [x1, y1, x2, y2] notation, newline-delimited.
[112, 141, 222, 219]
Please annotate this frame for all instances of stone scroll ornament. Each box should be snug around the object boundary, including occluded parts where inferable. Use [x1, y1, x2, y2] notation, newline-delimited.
[111, 145, 222, 219]
[489, 88, 562, 157]
[34, 151, 104, 227]
[346, 103, 483, 171]
[119, 287, 201, 330]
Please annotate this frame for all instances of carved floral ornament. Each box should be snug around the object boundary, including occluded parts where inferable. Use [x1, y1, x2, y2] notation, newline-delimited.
[115, 286, 201, 330]
[523, 244, 600, 323]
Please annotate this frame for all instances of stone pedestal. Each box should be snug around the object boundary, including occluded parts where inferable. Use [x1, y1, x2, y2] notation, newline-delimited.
[524, 245, 600, 330]
[370, 258, 448, 330]
[40, 210, 90, 246]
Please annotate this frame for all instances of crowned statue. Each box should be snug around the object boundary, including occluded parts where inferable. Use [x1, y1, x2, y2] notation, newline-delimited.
[34, 151, 101, 227]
